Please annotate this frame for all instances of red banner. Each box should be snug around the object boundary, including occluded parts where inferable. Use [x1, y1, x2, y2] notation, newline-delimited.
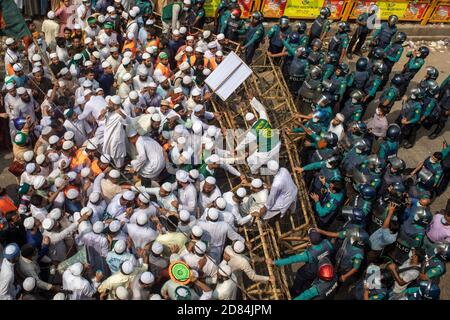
[262, 0, 288, 18]
[430, 4, 450, 22]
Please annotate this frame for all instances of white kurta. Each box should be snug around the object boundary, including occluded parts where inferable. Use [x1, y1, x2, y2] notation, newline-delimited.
[131, 136, 166, 179]
[264, 167, 298, 220]
[62, 269, 96, 300]
[177, 184, 197, 214]
[126, 223, 158, 249]
[103, 111, 127, 168]
[0, 259, 18, 300]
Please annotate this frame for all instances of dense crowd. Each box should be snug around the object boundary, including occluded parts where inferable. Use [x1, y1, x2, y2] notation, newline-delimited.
[0, 0, 449, 301]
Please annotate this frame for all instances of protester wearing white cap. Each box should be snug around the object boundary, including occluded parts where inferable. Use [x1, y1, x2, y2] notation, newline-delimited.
[105, 240, 135, 274]
[77, 219, 109, 258]
[62, 260, 97, 300]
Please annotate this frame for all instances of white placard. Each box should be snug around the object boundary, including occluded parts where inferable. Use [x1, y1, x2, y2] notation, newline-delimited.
[205, 51, 253, 101]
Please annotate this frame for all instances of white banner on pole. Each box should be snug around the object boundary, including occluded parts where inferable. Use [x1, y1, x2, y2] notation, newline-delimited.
[205, 51, 253, 101]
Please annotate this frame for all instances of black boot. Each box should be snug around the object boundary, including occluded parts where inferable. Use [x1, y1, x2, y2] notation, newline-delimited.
[429, 125, 444, 139]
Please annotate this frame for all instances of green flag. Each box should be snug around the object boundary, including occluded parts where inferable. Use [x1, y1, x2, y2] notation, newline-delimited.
[0, 0, 30, 39]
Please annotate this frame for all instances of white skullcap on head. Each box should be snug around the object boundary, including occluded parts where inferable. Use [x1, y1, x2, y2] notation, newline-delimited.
[216, 51, 223, 57]
[23, 217, 35, 230]
[161, 182, 172, 192]
[179, 62, 190, 71]
[140, 272, 154, 285]
[174, 87, 183, 94]
[236, 188, 247, 198]
[336, 113, 345, 122]
[33, 176, 46, 190]
[67, 171, 77, 181]
[183, 0, 191, 4]
[114, 239, 126, 254]
[142, 52, 150, 60]
[233, 240, 246, 253]
[49, 208, 62, 220]
[62, 140, 74, 150]
[92, 51, 100, 59]
[109, 220, 121, 233]
[176, 170, 189, 183]
[122, 73, 132, 81]
[207, 126, 217, 137]
[207, 42, 217, 49]
[86, 140, 97, 151]
[208, 154, 220, 164]
[66, 188, 79, 200]
[48, 153, 60, 163]
[192, 225, 203, 237]
[123, 190, 135, 201]
[100, 154, 111, 164]
[251, 178, 263, 189]
[195, 46, 204, 53]
[54, 177, 65, 188]
[203, 30, 211, 39]
[137, 65, 148, 76]
[109, 169, 120, 179]
[64, 131, 75, 141]
[35, 154, 45, 165]
[122, 57, 131, 66]
[217, 33, 225, 40]
[53, 293, 65, 300]
[23, 150, 34, 162]
[32, 54, 42, 62]
[93, 221, 104, 234]
[129, 9, 137, 17]
[151, 241, 163, 255]
[151, 113, 161, 122]
[116, 286, 129, 300]
[207, 208, 219, 221]
[149, 82, 157, 88]
[127, 127, 138, 138]
[101, 61, 111, 69]
[194, 104, 203, 112]
[77, 220, 91, 234]
[136, 212, 148, 226]
[218, 264, 232, 277]
[13, 63, 23, 72]
[6, 83, 15, 90]
[215, 197, 227, 210]
[179, 209, 190, 222]
[23, 277, 36, 292]
[110, 46, 118, 53]
[192, 121, 203, 134]
[107, 5, 114, 12]
[111, 95, 121, 105]
[127, 32, 134, 40]
[205, 176, 216, 185]
[245, 113, 255, 121]
[84, 37, 93, 45]
[49, 135, 59, 145]
[42, 218, 55, 230]
[180, 26, 187, 34]
[203, 69, 211, 76]
[73, 23, 81, 29]
[70, 262, 83, 276]
[41, 126, 52, 136]
[17, 87, 26, 95]
[185, 45, 193, 52]
[89, 192, 101, 203]
[194, 240, 207, 254]
[182, 75, 192, 84]
[172, 29, 180, 36]
[25, 163, 36, 174]
[177, 136, 186, 145]
[5, 37, 14, 45]
[138, 192, 150, 204]
[267, 160, 279, 172]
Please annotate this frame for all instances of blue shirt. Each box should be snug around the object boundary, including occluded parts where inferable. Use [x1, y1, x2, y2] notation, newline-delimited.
[98, 72, 115, 96]
[369, 228, 397, 251]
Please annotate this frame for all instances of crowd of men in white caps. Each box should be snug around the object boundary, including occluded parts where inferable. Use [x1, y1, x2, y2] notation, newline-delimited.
[0, 0, 449, 301]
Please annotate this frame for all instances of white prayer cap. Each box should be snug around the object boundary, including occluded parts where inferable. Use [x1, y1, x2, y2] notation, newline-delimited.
[207, 126, 217, 137]
[13, 63, 23, 72]
[236, 188, 247, 198]
[161, 182, 172, 192]
[73, 23, 81, 30]
[183, 0, 191, 4]
[42, 218, 55, 230]
[207, 208, 219, 221]
[107, 5, 115, 13]
[217, 33, 225, 40]
[73, 53, 83, 61]
[207, 42, 217, 49]
[17, 87, 27, 95]
[122, 190, 135, 201]
[70, 262, 84, 276]
[122, 72, 133, 82]
[5, 83, 14, 90]
[191, 225, 203, 238]
[114, 239, 126, 254]
[25, 163, 36, 174]
[92, 51, 100, 59]
[195, 46, 204, 53]
[174, 87, 183, 94]
[192, 121, 203, 134]
[336, 113, 345, 122]
[267, 160, 279, 172]
[179, 27, 187, 34]
[80, 167, 91, 178]
[203, 69, 211, 76]
[54, 177, 65, 188]
[33, 176, 46, 190]
[23, 150, 34, 162]
[140, 272, 154, 284]
[218, 264, 232, 277]
[145, 19, 154, 26]
[145, 46, 155, 54]
[136, 212, 148, 226]
[129, 8, 137, 18]
[53, 293, 65, 300]
[215, 197, 227, 210]
[42, 126, 52, 136]
[191, 88, 201, 96]
[85, 140, 97, 151]
[49, 208, 62, 220]
[5, 37, 14, 45]
[66, 188, 79, 200]
[189, 169, 199, 180]
[127, 32, 134, 40]
[142, 52, 151, 60]
[82, 79, 93, 88]
[194, 104, 203, 113]
[176, 170, 189, 183]
[111, 95, 121, 105]
[151, 241, 164, 255]
[36, 154, 46, 165]
[245, 113, 255, 121]
[233, 240, 245, 253]
[109, 220, 121, 233]
[100, 154, 111, 164]
[59, 67, 69, 76]
[208, 154, 220, 164]
[171, 29, 180, 37]
[64, 131, 75, 141]
[122, 57, 131, 66]
[116, 286, 129, 300]
[23, 217, 35, 230]
[48, 153, 60, 163]
[49, 135, 59, 145]
[138, 193, 150, 204]
[177, 137, 186, 146]
[80, 207, 92, 217]
[205, 176, 216, 185]
[62, 140, 74, 150]
[32, 54, 42, 62]
[251, 178, 263, 189]
[182, 75, 192, 85]
[216, 51, 224, 57]
[137, 65, 148, 76]
[23, 277, 36, 292]
[84, 37, 93, 45]
[102, 61, 111, 69]
[185, 45, 193, 52]
[179, 209, 190, 222]
[89, 192, 101, 203]
[194, 240, 207, 254]
[93, 221, 104, 234]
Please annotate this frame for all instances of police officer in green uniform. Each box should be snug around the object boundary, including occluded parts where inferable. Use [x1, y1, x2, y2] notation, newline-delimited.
[363, 61, 388, 105]
[396, 88, 424, 149]
[192, 0, 206, 29]
[297, 155, 343, 194]
[267, 15, 292, 54]
[370, 14, 398, 52]
[271, 229, 334, 297]
[310, 180, 345, 229]
[293, 257, 338, 300]
[322, 51, 339, 81]
[428, 75, 450, 139]
[323, 63, 349, 110]
[328, 22, 350, 62]
[214, 0, 238, 33]
[339, 121, 370, 152]
[242, 11, 265, 65]
[378, 74, 403, 113]
[380, 31, 406, 89]
[284, 46, 309, 96]
[398, 46, 429, 97]
[421, 80, 441, 132]
[295, 22, 309, 47]
[347, 4, 378, 59]
[353, 155, 383, 193]
[377, 124, 401, 166]
[298, 66, 323, 113]
[341, 90, 364, 126]
[346, 57, 370, 96]
[379, 157, 406, 196]
[416, 243, 448, 300]
[342, 138, 370, 177]
[307, 38, 325, 66]
[308, 7, 331, 46]
[220, 7, 245, 42]
[349, 184, 376, 220]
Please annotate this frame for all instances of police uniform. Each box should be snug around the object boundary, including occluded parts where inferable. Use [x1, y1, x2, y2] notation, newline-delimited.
[372, 22, 397, 48]
[346, 69, 370, 93]
[309, 16, 330, 45]
[396, 97, 422, 147]
[221, 16, 245, 42]
[244, 22, 265, 64]
[348, 12, 373, 56]
[267, 24, 292, 54]
[378, 85, 400, 112]
[315, 183, 345, 228]
[341, 100, 363, 125]
[398, 52, 425, 97]
[381, 42, 404, 88]
[328, 31, 349, 59]
[429, 76, 450, 138]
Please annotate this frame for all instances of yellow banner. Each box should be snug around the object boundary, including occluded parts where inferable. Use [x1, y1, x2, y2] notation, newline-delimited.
[284, 0, 326, 18]
[376, 2, 409, 19]
[204, 0, 221, 17]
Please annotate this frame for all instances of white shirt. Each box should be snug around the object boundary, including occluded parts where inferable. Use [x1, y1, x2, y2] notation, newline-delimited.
[198, 182, 222, 211]
[177, 183, 197, 214]
[222, 192, 252, 226]
[44, 223, 78, 262]
[76, 232, 110, 257]
[264, 167, 298, 220]
[62, 269, 96, 300]
[106, 194, 127, 219]
[131, 136, 166, 179]
[328, 122, 345, 141]
[0, 259, 17, 300]
[126, 223, 158, 249]
[78, 95, 107, 121]
[212, 275, 238, 300]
